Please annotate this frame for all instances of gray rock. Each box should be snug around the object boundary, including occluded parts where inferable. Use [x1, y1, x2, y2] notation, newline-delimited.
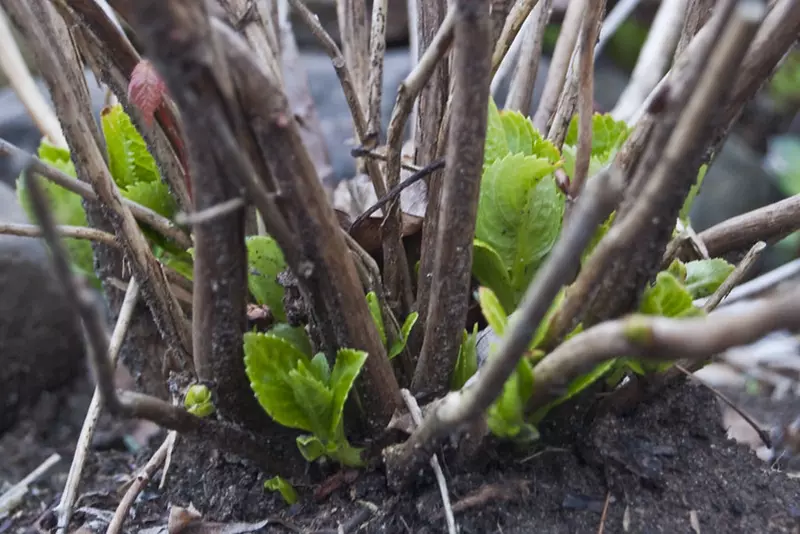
[0, 180, 85, 434]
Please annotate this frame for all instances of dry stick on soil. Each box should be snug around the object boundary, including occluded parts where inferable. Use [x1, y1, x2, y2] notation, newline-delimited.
[2, 0, 193, 365]
[0, 453, 61, 516]
[55, 278, 140, 534]
[408, 0, 451, 361]
[24, 166, 295, 474]
[57, 0, 192, 212]
[410, 0, 491, 398]
[540, 0, 744, 346]
[0, 222, 119, 248]
[211, 19, 403, 428]
[525, 286, 800, 413]
[674, 364, 772, 447]
[400, 390, 457, 534]
[385, 165, 626, 490]
[105, 432, 173, 534]
[0, 6, 66, 148]
[703, 241, 766, 312]
[505, 0, 553, 114]
[611, 0, 688, 123]
[0, 138, 192, 250]
[532, 0, 585, 132]
[568, 0, 604, 198]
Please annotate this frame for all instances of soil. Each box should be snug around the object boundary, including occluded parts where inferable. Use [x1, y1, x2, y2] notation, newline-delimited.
[3, 376, 799, 534]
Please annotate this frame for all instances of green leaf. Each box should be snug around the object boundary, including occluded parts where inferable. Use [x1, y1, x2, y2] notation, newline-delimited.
[564, 113, 630, 160]
[666, 258, 688, 283]
[684, 258, 735, 299]
[184, 384, 215, 417]
[100, 104, 160, 188]
[485, 98, 509, 166]
[472, 239, 516, 312]
[388, 311, 418, 359]
[264, 476, 298, 505]
[328, 439, 365, 467]
[531, 359, 616, 424]
[366, 291, 387, 347]
[581, 211, 615, 265]
[266, 323, 312, 357]
[246, 236, 288, 321]
[477, 286, 508, 336]
[243, 333, 313, 432]
[484, 98, 561, 166]
[529, 287, 566, 350]
[296, 434, 327, 462]
[289, 360, 333, 437]
[309, 353, 331, 385]
[122, 180, 177, 219]
[680, 164, 708, 223]
[17, 140, 96, 285]
[487, 358, 537, 441]
[475, 153, 564, 293]
[328, 348, 368, 435]
[639, 271, 702, 318]
[451, 323, 480, 390]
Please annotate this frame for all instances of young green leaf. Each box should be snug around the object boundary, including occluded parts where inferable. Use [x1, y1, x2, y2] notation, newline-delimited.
[477, 286, 508, 336]
[476, 153, 564, 293]
[484, 98, 561, 166]
[243, 333, 313, 432]
[246, 236, 288, 322]
[309, 353, 331, 385]
[563, 113, 630, 160]
[472, 239, 516, 312]
[264, 476, 298, 505]
[388, 311, 419, 359]
[122, 180, 177, 219]
[680, 164, 708, 223]
[487, 358, 537, 441]
[288, 360, 334, 438]
[184, 384, 215, 417]
[485, 98, 509, 166]
[666, 258, 688, 283]
[296, 435, 327, 463]
[531, 359, 617, 424]
[639, 271, 703, 318]
[684, 258, 735, 299]
[328, 348, 369, 435]
[100, 104, 161, 188]
[366, 291, 387, 347]
[451, 323, 480, 390]
[266, 323, 313, 357]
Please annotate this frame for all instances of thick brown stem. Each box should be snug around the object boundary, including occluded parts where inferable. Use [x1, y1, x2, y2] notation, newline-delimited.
[411, 0, 492, 397]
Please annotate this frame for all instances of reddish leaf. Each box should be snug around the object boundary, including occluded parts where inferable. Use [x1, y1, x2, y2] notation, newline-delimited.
[128, 59, 167, 127]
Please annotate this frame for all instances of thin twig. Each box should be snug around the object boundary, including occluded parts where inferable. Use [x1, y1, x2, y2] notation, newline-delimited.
[594, 0, 645, 60]
[490, 0, 541, 77]
[505, 0, 552, 114]
[612, 0, 689, 123]
[386, 165, 625, 490]
[400, 390, 457, 534]
[350, 146, 422, 172]
[596, 492, 611, 534]
[489, 10, 527, 98]
[348, 158, 445, 233]
[0, 137, 192, 250]
[0, 222, 119, 248]
[0, 6, 66, 147]
[105, 433, 172, 534]
[532, 0, 585, 133]
[702, 241, 765, 312]
[366, 0, 387, 139]
[696, 194, 800, 259]
[675, 364, 772, 448]
[410, 0, 491, 397]
[0, 453, 61, 516]
[569, 0, 604, 198]
[55, 279, 140, 534]
[174, 198, 246, 226]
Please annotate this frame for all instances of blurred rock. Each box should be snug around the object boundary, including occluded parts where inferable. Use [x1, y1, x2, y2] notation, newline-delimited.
[0, 180, 85, 434]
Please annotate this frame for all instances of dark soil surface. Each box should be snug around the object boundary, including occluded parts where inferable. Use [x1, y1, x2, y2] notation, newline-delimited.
[3, 377, 799, 534]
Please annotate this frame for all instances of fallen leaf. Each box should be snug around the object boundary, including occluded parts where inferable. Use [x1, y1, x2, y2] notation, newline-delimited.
[128, 59, 168, 127]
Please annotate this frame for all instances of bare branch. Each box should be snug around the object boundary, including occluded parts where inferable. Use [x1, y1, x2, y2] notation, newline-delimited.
[3, 0, 193, 366]
[694, 194, 800, 259]
[594, 0, 645, 60]
[367, 0, 388, 139]
[569, 0, 604, 198]
[505, 0, 552, 114]
[0, 137, 192, 250]
[490, 0, 541, 76]
[0, 222, 118, 248]
[386, 166, 625, 490]
[675, 0, 715, 59]
[532, 0, 585, 133]
[612, 0, 689, 123]
[410, 0, 491, 398]
[527, 285, 800, 412]
[336, 0, 370, 111]
[703, 241, 765, 312]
